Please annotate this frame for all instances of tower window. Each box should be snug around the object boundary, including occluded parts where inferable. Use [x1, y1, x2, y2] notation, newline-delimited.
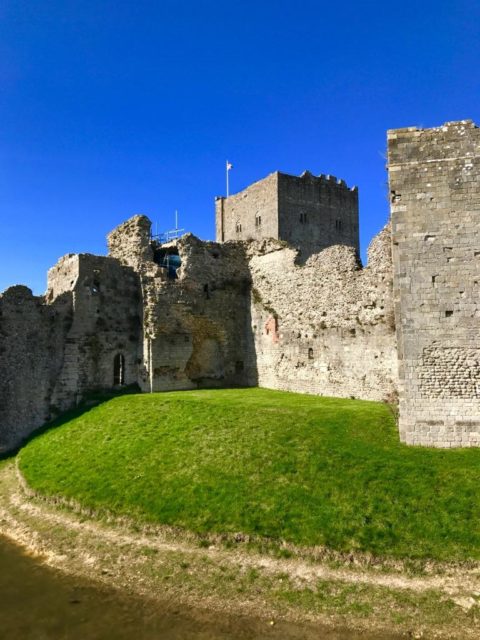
[300, 213, 308, 224]
[255, 215, 262, 227]
[236, 222, 242, 233]
[113, 353, 125, 386]
[335, 219, 343, 231]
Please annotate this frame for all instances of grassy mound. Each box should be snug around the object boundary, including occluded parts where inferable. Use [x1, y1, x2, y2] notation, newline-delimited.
[19, 389, 480, 561]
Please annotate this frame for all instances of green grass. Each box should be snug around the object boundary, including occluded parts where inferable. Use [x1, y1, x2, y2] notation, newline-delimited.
[18, 388, 480, 561]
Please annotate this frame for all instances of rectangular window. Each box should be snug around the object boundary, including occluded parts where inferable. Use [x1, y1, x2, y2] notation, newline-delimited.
[255, 215, 262, 227]
[300, 213, 308, 224]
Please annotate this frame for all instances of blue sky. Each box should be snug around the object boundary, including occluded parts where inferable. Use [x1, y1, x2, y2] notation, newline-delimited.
[1, 0, 479, 294]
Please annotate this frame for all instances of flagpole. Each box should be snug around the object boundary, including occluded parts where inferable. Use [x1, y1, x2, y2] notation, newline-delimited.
[226, 160, 229, 197]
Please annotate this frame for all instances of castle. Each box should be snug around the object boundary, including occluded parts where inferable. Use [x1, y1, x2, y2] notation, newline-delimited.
[0, 120, 479, 452]
[215, 170, 360, 259]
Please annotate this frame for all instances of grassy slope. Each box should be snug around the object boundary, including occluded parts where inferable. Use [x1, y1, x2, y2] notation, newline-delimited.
[18, 388, 480, 561]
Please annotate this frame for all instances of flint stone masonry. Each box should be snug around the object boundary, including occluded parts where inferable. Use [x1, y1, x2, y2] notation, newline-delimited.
[216, 171, 359, 259]
[0, 286, 73, 452]
[46, 253, 143, 411]
[0, 253, 142, 453]
[246, 225, 397, 401]
[388, 119, 480, 447]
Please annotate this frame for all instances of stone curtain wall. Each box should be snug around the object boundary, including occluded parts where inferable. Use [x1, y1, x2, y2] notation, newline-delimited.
[389, 120, 480, 447]
[0, 253, 143, 453]
[278, 172, 359, 259]
[0, 286, 73, 453]
[108, 214, 394, 403]
[108, 216, 255, 393]
[0, 211, 395, 453]
[47, 253, 143, 412]
[215, 173, 279, 243]
[246, 225, 397, 402]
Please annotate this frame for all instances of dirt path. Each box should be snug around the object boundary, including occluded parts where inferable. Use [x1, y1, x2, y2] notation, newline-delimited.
[0, 460, 479, 638]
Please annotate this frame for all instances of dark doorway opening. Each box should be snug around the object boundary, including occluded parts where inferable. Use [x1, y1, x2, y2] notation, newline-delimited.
[153, 246, 181, 279]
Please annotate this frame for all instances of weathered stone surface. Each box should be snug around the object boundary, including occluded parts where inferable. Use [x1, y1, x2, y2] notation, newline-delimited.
[107, 214, 154, 270]
[246, 223, 397, 401]
[0, 254, 142, 453]
[0, 285, 73, 452]
[216, 171, 359, 259]
[388, 119, 480, 447]
[1, 128, 479, 452]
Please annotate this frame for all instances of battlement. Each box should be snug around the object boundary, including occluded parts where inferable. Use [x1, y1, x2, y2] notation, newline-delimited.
[292, 170, 357, 190]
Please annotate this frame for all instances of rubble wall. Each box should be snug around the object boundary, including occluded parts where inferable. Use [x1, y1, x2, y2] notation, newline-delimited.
[246, 225, 397, 401]
[388, 120, 480, 447]
[0, 253, 143, 453]
[47, 253, 143, 410]
[0, 286, 73, 453]
[107, 215, 154, 270]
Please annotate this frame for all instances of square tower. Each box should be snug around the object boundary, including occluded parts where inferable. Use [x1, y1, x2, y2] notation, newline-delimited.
[215, 170, 359, 257]
[388, 120, 480, 447]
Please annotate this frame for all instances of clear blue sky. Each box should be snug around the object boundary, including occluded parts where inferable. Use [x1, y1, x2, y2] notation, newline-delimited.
[1, 0, 479, 294]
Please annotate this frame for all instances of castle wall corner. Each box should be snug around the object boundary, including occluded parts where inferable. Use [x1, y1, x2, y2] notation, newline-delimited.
[388, 120, 480, 447]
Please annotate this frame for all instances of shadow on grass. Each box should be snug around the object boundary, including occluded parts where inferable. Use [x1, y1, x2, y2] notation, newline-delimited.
[0, 384, 141, 462]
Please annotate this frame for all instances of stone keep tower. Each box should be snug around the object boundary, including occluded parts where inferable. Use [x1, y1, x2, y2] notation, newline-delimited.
[388, 120, 480, 447]
[215, 170, 359, 258]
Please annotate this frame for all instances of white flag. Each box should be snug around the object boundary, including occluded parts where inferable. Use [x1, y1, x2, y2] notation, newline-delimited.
[226, 161, 233, 171]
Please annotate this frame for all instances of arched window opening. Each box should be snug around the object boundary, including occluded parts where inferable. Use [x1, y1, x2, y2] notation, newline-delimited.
[153, 246, 181, 279]
[113, 353, 125, 386]
[92, 278, 101, 294]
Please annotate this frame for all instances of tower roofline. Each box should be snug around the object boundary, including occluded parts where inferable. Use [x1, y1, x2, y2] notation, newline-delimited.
[215, 169, 356, 201]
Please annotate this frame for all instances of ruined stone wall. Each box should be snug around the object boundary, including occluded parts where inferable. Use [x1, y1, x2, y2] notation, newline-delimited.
[246, 225, 397, 402]
[388, 120, 480, 447]
[215, 173, 279, 243]
[278, 172, 359, 259]
[107, 214, 153, 271]
[0, 252, 143, 453]
[47, 253, 143, 410]
[108, 216, 255, 393]
[0, 286, 73, 453]
[141, 237, 255, 392]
